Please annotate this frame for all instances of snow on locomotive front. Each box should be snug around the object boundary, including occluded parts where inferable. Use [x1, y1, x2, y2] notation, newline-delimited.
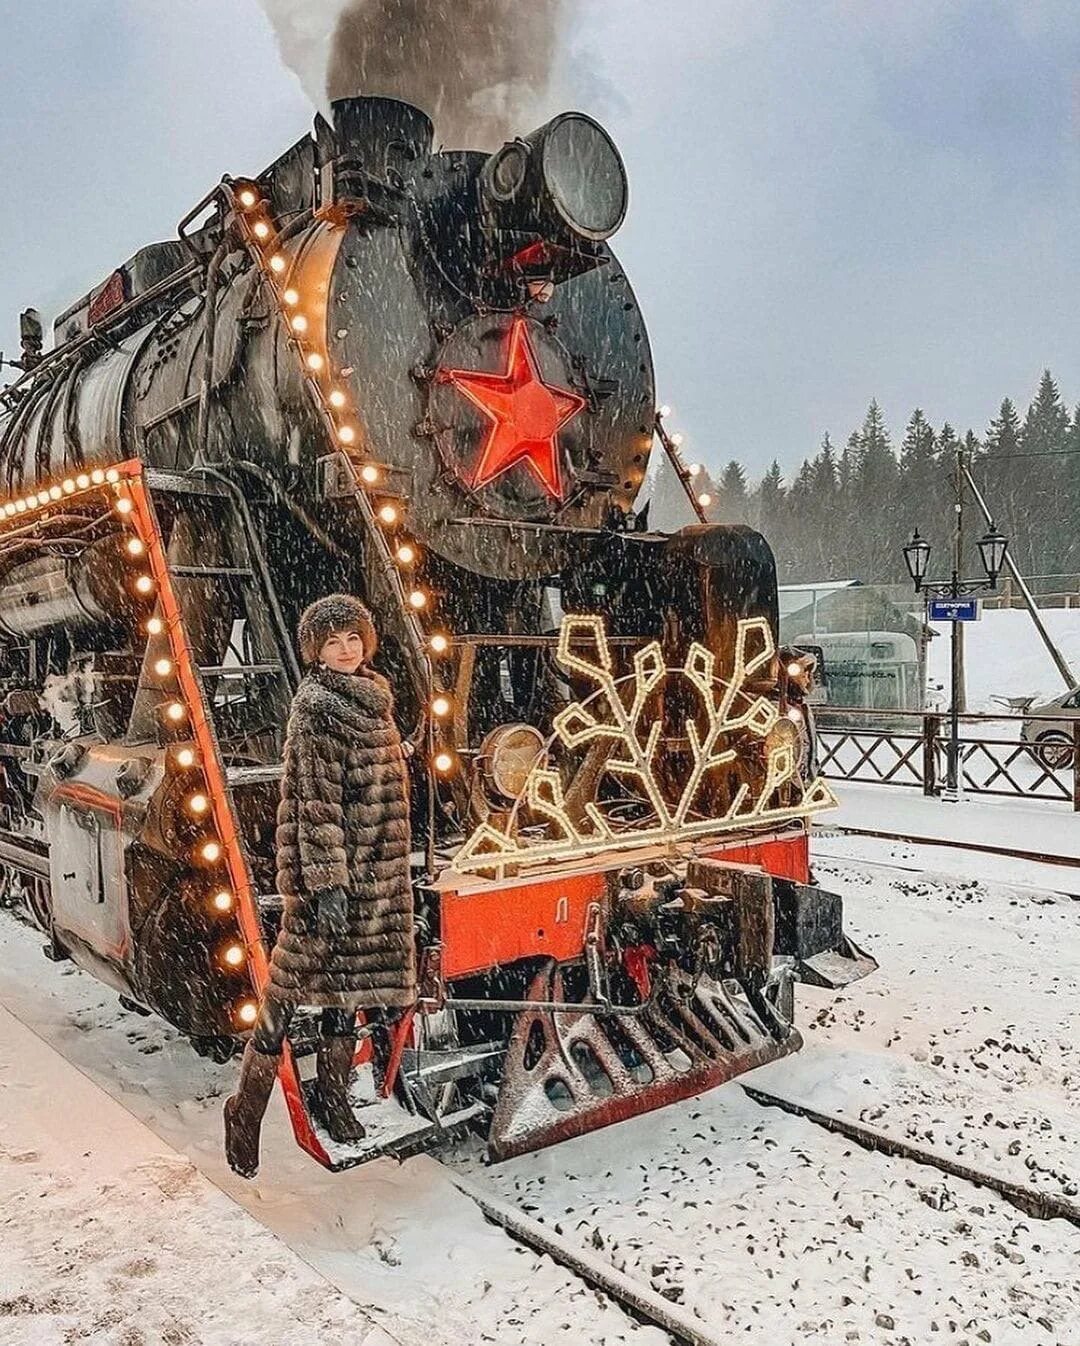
[0, 97, 873, 1165]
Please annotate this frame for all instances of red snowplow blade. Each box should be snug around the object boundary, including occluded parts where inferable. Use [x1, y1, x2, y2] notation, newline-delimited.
[488, 961, 801, 1161]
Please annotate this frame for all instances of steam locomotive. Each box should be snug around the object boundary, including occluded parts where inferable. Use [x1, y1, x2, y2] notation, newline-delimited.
[0, 97, 872, 1168]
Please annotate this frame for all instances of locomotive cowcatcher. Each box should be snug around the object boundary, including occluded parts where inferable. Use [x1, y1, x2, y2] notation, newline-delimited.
[0, 97, 873, 1168]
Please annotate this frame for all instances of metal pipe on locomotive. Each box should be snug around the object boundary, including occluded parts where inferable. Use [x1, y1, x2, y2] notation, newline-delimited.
[0, 97, 873, 1167]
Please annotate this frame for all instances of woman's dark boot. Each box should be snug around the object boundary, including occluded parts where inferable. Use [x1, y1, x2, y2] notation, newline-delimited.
[315, 1035, 367, 1143]
[223, 1043, 280, 1178]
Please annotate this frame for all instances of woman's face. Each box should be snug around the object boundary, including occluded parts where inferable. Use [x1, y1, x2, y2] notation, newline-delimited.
[319, 628, 366, 675]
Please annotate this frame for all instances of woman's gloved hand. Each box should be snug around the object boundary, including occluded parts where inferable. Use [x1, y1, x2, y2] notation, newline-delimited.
[314, 886, 349, 937]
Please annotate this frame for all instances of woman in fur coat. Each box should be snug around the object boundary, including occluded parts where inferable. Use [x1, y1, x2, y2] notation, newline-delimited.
[224, 593, 415, 1178]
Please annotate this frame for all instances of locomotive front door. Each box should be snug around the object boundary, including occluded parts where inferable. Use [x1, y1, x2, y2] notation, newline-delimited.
[49, 798, 128, 963]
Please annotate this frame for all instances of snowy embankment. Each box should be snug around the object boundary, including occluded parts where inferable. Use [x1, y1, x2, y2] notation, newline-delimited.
[927, 606, 1080, 709]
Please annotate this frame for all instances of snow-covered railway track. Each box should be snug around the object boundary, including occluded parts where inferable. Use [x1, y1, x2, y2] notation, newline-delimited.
[824, 822, 1080, 872]
[741, 1084, 1080, 1229]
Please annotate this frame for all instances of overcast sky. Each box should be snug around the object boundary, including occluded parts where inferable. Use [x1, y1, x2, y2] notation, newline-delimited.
[1, 1, 1077, 479]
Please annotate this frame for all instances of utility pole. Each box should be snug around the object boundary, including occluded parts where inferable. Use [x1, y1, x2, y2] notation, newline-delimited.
[947, 442, 965, 798]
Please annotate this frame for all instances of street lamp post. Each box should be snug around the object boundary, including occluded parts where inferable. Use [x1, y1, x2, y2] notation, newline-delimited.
[902, 445, 1008, 801]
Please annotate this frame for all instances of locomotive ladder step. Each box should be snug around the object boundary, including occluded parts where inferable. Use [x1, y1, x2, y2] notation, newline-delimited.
[227, 764, 284, 787]
[198, 662, 284, 678]
[170, 564, 255, 580]
[399, 1044, 505, 1087]
[143, 468, 228, 498]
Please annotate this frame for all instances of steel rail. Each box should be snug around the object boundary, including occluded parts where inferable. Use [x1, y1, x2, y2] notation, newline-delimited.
[821, 823, 1080, 871]
[445, 1165, 725, 1346]
[742, 1084, 1080, 1229]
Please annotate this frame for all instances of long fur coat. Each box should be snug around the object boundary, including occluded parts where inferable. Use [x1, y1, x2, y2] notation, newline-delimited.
[266, 665, 415, 1009]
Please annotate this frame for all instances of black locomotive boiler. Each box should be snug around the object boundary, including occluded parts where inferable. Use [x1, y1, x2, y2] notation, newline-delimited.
[0, 97, 872, 1167]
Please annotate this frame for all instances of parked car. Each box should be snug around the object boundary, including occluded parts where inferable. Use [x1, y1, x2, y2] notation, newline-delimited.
[1019, 689, 1080, 769]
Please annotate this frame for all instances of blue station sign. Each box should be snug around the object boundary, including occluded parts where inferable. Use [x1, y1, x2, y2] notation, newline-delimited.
[927, 597, 981, 622]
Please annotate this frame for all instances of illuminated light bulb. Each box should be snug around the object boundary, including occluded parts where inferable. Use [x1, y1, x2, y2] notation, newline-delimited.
[328, 389, 347, 409]
[252, 220, 271, 240]
[786, 706, 804, 724]
[165, 701, 186, 723]
[659, 404, 672, 419]
[378, 503, 398, 526]
[62, 478, 76, 494]
[187, 793, 210, 816]
[14, 500, 26, 514]
[37, 492, 50, 507]
[238, 187, 258, 209]
[222, 942, 245, 968]
[282, 287, 299, 306]
[145, 616, 164, 636]
[290, 313, 308, 333]
[134, 574, 154, 594]
[337, 425, 356, 446]
[115, 497, 134, 516]
[434, 752, 454, 774]
[671, 432, 684, 448]
[408, 590, 427, 611]
[90, 469, 105, 485]
[396, 543, 416, 566]
[126, 537, 145, 557]
[199, 839, 222, 864]
[76, 473, 91, 490]
[360, 464, 380, 485]
[49, 485, 62, 500]
[688, 463, 702, 478]
[154, 657, 173, 677]
[269, 254, 286, 274]
[3, 504, 14, 517]
[212, 890, 233, 913]
[431, 695, 451, 719]
[429, 633, 450, 655]
[175, 747, 196, 769]
[237, 1000, 258, 1026]
[305, 352, 324, 373]
[105, 468, 120, 483]
[786, 661, 802, 679]
[697, 493, 712, 509]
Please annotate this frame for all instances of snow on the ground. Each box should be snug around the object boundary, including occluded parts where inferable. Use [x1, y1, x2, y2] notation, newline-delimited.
[927, 607, 1080, 711]
[0, 915, 661, 1346]
[462, 843, 1080, 1345]
[0, 1003, 400, 1346]
[829, 780, 1080, 864]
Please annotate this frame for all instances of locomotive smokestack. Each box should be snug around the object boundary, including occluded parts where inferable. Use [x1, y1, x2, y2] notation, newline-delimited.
[315, 95, 434, 189]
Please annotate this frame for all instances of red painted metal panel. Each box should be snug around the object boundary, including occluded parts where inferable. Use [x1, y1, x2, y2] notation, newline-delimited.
[702, 830, 810, 884]
[441, 871, 605, 979]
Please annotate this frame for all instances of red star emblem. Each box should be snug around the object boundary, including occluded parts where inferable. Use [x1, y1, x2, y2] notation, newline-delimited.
[442, 318, 586, 500]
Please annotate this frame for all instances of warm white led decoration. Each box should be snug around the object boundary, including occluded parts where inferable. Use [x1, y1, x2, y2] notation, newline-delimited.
[453, 614, 836, 878]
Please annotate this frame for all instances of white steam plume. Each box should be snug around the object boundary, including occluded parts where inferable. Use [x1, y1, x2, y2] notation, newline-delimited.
[258, 0, 566, 148]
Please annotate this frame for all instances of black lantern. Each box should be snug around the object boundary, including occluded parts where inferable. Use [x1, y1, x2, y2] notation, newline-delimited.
[903, 530, 931, 590]
[977, 526, 1008, 587]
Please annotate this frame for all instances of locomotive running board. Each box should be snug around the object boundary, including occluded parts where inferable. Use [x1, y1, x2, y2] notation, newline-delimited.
[487, 961, 801, 1162]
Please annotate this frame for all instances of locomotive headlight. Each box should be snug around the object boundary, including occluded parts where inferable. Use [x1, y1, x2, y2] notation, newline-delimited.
[480, 112, 628, 244]
[477, 724, 545, 803]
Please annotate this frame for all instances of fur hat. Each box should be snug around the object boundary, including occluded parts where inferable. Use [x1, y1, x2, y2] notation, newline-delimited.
[298, 594, 377, 665]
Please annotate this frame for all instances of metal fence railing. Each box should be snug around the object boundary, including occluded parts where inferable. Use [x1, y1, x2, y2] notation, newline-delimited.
[815, 709, 1080, 808]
